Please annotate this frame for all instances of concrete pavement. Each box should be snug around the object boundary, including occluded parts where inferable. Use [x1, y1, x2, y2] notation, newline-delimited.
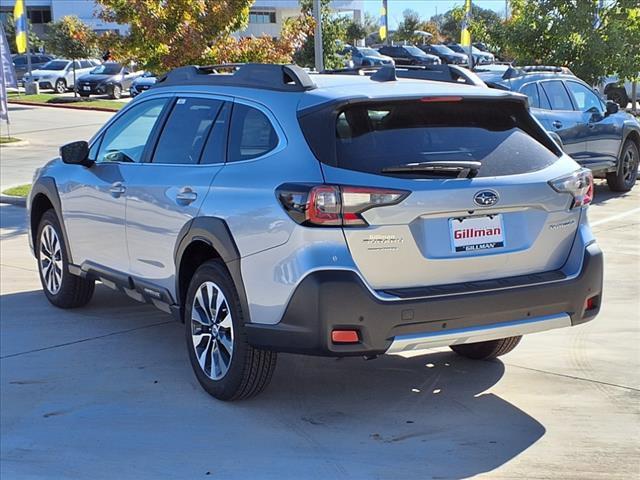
[0, 104, 115, 189]
[1, 182, 638, 479]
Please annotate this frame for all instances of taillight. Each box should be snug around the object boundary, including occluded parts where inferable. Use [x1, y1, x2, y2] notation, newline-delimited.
[549, 168, 593, 208]
[277, 184, 409, 227]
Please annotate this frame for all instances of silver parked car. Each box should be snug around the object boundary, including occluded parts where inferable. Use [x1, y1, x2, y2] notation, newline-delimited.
[23, 58, 101, 93]
[28, 63, 603, 401]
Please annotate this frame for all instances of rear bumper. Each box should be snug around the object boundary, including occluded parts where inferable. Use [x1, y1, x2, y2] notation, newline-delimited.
[245, 243, 603, 356]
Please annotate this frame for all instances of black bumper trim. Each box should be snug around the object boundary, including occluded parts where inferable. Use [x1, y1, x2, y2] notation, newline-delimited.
[245, 244, 603, 356]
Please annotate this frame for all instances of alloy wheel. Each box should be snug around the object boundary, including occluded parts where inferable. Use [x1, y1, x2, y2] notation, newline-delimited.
[190, 281, 234, 380]
[622, 147, 638, 184]
[39, 225, 63, 295]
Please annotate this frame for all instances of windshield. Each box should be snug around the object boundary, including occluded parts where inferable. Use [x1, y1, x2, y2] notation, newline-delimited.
[90, 63, 122, 75]
[41, 60, 68, 71]
[357, 48, 381, 57]
[404, 46, 428, 57]
[472, 46, 487, 54]
[329, 100, 559, 178]
[431, 45, 455, 54]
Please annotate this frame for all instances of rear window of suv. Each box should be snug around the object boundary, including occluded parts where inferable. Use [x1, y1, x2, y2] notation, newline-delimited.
[300, 99, 561, 178]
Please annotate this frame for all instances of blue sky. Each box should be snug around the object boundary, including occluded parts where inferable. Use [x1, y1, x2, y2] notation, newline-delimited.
[361, 0, 508, 28]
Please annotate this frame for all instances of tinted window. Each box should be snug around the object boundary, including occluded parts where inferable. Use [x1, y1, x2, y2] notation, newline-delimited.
[520, 83, 540, 108]
[72, 61, 81, 69]
[97, 98, 167, 163]
[539, 81, 574, 110]
[201, 103, 232, 164]
[228, 104, 278, 162]
[330, 100, 559, 177]
[91, 63, 122, 75]
[80, 60, 92, 68]
[42, 60, 68, 71]
[565, 81, 602, 112]
[13, 57, 26, 66]
[152, 98, 223, 165]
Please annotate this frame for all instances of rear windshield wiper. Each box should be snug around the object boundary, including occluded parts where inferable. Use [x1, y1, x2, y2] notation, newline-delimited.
[382, 161, 481, 178]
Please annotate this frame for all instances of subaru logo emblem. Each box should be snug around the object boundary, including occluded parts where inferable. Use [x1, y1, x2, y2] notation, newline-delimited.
[474, 190, 499, 207]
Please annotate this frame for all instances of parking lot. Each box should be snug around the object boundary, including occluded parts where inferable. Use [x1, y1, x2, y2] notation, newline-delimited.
[1, 104, 639, 479]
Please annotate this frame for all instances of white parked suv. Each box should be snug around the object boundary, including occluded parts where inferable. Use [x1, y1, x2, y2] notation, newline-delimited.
[23, 59, 101, 94]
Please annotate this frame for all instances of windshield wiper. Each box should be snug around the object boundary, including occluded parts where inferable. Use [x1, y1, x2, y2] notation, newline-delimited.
[382, 161, 481, 178]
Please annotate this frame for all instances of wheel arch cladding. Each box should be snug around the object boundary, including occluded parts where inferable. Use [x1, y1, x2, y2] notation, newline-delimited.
[29, 177, 73, 263]
[174, 217, 250, 323]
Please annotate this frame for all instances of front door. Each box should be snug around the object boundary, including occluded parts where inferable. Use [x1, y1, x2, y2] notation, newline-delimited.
[539, 80, 590, 160]
[123, 95, 232, 295]
[61, 96, 170, 271]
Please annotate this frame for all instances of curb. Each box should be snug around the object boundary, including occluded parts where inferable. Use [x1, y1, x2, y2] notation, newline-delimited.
[0, 194, 27, 207]
[8, 99, 120, 113]
[0, 139, 30, 147]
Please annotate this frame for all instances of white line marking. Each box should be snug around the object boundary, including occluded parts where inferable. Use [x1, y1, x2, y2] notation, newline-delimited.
[591, 207, 640, 227]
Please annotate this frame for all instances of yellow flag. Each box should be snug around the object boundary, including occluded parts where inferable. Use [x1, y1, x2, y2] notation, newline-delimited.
[13, 0, 27, 54]
[379, 1, 387, 41]
[460, 0, 472, 46]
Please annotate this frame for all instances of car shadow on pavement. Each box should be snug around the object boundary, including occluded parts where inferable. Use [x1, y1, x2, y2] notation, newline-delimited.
[0, 205, 28, 241]
[1, 285, 545, 479]
[591, 180, 637, 205]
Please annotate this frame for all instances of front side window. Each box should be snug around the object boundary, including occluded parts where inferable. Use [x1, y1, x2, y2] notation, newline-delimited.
[520, 83, 540, 109]
[227, 103, 278, 162]
[565, 81, 602, 112]
[97, 98, 168, 163]
[539, 81, 574, 111]
[152, 98, 223, 165]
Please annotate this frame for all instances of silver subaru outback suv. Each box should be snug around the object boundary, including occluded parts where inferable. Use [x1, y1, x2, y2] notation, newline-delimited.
[28, 64, 603, 401]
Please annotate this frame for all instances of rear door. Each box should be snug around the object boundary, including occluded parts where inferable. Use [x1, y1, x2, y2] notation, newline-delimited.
[538, 80, 590, 160]
[123, 94, 231, 293]
[305, 97, 581, 290]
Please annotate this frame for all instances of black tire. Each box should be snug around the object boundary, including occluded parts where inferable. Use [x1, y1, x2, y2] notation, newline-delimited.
[606, 139, 639, 192]
[185, 260, 277, 401]
[36, 209, 95, 308]
[54, 79, 66, 94]
[110, 84, 122, 99]
[608, 88, 629, 109]
[450, 336, 522, 360]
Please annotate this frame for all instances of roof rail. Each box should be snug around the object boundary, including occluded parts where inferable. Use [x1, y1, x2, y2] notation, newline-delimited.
[322, 64, 486, 87]
[155, 63, 317, 92]
[502, 65, 574, 79]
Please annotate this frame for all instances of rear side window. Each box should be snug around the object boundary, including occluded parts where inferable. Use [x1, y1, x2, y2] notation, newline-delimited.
[540, 81, 574, 110]
[301, 99, 560, 178]
[152, 97, 223, 165]
[227, 103, 278, 162]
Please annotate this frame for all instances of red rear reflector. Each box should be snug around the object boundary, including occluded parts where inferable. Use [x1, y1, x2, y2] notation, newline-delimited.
[585, 296, 598, 311]
[420, 96, 463, 103]
[331, 330, 359, 343]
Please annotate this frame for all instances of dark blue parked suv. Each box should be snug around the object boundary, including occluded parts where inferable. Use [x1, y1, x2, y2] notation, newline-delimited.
[478, 66, 640, 191]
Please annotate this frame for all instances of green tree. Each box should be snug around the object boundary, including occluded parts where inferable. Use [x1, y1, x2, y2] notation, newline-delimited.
[46, 16, 99, 96]
[498, 0, 639, 86]
[295, 0, 350, 70]
[4, 15, 44, 54]
[95, 0, 253, 71]
[431, 4, 502, 43]
[346, 21, 367, 45]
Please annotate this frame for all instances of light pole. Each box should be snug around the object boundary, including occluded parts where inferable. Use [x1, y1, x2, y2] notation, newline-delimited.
[313, 0, 324, 72]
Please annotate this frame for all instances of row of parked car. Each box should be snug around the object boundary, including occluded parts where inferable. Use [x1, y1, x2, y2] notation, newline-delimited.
[11, 54, 157, 99]
[344, 42, 496, 68]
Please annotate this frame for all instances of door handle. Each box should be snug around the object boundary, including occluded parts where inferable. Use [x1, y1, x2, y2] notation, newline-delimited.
[109, 182, 126, 197]
[552, 121, 563, 129]
[176, 187, 197, 205]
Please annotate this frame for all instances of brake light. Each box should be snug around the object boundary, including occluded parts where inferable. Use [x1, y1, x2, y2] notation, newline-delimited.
[277, 184, 409, 227]
[420, 96, 463, 103]
[549, 168, 593, 208]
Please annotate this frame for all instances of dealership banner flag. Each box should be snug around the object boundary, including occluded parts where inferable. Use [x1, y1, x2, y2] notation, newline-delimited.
[0, 23, 17, 123]
[460, 0, 472, 46]
[379, 0, 388, 41]
[14, 0, 27, 54]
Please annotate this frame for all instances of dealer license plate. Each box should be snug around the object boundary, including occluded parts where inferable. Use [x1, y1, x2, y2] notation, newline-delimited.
[83, 86, 91, 91]
[450, 215, 505, 252]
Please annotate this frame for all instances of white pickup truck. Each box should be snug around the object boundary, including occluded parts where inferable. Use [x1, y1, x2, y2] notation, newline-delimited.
[599, 75, 639, 108]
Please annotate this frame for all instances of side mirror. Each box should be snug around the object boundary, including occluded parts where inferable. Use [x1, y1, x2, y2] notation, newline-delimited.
[606, 100, 619, 115]
[60, 141, 93, 167]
